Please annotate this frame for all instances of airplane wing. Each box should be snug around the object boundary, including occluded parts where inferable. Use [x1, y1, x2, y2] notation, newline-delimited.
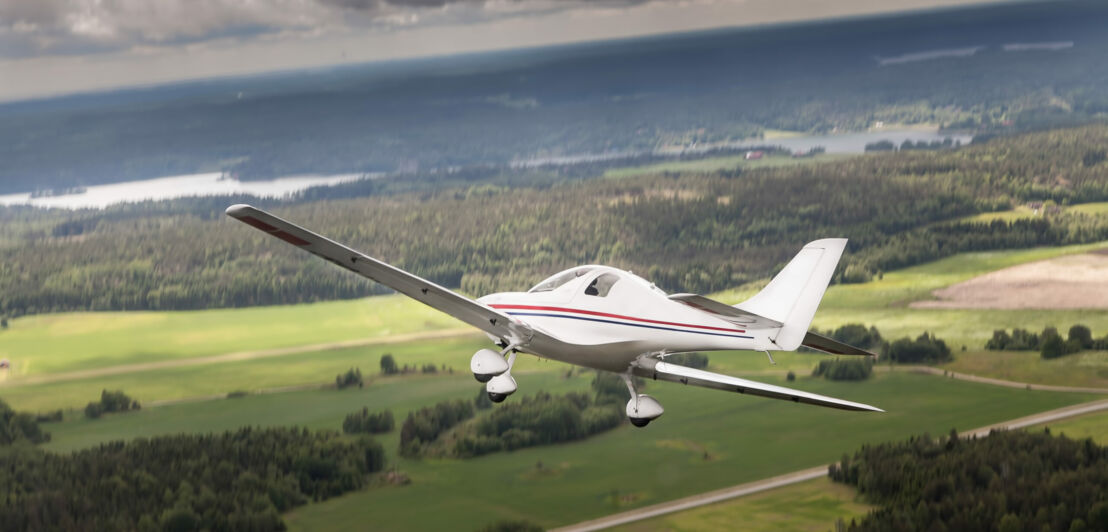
[801, 331, 877, 357]
[225, 204, 521, 341]
[633, 358, 883, 412]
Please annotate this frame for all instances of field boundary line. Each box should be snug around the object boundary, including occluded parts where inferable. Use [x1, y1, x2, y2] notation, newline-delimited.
[889, 365, 1108, 394]
[0, 328, 479, 387]
[551, 398, 1108, 532]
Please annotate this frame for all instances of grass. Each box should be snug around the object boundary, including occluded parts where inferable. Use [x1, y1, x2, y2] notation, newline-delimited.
[0, 294, 465, 376]
[276, 372, 1092, 530]
[7, 241, 1108, 413]
[941, 350, 1108, 389]
[610, 477, 871, 532]
[602, 153, 851, 179]
[0, 335, 491, 412]
[1035, 410, 1108, 444]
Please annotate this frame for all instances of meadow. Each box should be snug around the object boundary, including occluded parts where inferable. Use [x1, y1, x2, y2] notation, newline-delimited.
[1036, 410, 1108, 444]
[0, 294, 464, 377]
[24, 368, 1097, 529]
[609, 477, 870, 532]
[5, 240, 1108, 414]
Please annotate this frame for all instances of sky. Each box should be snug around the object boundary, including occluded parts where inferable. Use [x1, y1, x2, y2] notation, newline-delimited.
[0, 0, 1014, 102]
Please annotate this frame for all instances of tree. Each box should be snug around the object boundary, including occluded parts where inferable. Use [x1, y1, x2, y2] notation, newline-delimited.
[1041, 334, 1066, 359]
[1068, 324, 1093, 349]
[380, 354, 398, 375]
[336, 368, 363, 389]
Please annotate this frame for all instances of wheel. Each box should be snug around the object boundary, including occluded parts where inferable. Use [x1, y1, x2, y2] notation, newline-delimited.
[629, 417, 651, 428]
[488, 392, 508, 403]
[474, 373, 493, 383]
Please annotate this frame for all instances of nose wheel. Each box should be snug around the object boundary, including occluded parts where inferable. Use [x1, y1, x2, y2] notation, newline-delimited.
[621, 371, 664, 427]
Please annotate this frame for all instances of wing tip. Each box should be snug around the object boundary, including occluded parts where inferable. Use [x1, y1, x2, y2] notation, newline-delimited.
[225, 203, 256, 217]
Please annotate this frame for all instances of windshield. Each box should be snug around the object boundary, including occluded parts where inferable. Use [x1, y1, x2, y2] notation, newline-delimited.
[528, 267, 595, 293]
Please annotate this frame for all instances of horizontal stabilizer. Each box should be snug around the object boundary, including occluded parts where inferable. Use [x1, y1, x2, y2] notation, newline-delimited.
[802, 331, 877, 357]
[633, 358, 883, 412]
[668, 293, 782, 329]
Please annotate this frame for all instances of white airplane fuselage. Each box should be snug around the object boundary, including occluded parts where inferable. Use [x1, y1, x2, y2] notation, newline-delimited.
[477, 265, 766, 372]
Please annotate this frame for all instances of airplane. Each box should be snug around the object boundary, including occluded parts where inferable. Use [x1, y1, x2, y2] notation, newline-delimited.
[226, 204, 883, 426]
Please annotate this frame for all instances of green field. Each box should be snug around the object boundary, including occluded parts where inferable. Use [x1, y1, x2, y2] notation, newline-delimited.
[279, 372, 1088, 530]
[6, 241, 1108, 414]
[25, 369, 1096, 530]
[3, 240, 1107, 529]
[0, 335, 489, 412]
[1035, 410, 1108, 444]
[0, 295, 465, 377]
[610, 477, 870, 532]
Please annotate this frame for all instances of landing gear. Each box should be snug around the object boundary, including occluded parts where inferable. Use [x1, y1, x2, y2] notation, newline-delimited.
[484, 348, 519, 402]
[471, 348, 510, 383]
[621, 372, 664, 428]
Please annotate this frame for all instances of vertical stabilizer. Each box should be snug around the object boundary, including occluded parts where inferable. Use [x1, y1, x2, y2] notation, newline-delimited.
[734, 238, 847, 350]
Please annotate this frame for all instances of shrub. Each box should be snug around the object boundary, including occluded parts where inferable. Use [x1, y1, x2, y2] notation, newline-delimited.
[84, 390, 140, 420]
[379, 354, 398, 375]
[812, 358, 874, 381]
[886, 332, 952, 364]
[336, 368, 363, 389]
[342, 408, 395, 434]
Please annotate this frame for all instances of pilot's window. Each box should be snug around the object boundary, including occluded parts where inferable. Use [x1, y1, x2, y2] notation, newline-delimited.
[584, 273, 619, 297]
[529, 267, 594, 293]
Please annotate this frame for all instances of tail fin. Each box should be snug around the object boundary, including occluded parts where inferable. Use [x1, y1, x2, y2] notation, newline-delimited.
[735, 238, 847, 350]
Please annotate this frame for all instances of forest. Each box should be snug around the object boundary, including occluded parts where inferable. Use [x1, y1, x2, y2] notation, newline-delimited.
[4, 124, 1108, 317]
[829, 430, 1108, 531]
[0, 427, 386, 531]
[1, 0, 1107, 194]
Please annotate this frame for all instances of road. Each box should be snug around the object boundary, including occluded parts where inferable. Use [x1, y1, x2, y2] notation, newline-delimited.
[551, 397, 1108, 532]
[0, 328, 478, 387]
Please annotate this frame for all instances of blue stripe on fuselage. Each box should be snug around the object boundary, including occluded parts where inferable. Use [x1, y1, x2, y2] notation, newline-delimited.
[504, 312, 753, 339]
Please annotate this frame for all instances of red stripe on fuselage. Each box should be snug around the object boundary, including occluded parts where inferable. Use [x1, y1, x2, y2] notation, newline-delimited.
[488, 304, 745, 333]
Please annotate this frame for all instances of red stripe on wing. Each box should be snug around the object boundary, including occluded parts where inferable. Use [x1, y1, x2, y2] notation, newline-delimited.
[272, 230, 311, 246]
[238, 216, 279, 232]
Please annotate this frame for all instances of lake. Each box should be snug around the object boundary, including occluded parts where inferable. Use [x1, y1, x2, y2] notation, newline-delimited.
[0, 172, 370, 210]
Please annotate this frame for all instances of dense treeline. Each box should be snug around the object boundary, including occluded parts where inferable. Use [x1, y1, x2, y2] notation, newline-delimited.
[885, 333, 952, 364]
[405, 373, 631, 458]
[453, 391, 624, 458]
[0, 399, 50, 445]
[398, 399, 475, 458]
[0, 427, 385, 531]
[829, 430, 1108, 531]
[6, 124, 1108, 315]
[987, 324, 1105, 359]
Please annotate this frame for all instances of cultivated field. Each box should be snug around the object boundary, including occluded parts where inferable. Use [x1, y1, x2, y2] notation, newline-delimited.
[913, 252, 1108, 310]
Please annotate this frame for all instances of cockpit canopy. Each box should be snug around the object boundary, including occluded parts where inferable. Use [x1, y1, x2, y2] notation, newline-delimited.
[527, 266, 667, 297]
[528, 266, 595, 293]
